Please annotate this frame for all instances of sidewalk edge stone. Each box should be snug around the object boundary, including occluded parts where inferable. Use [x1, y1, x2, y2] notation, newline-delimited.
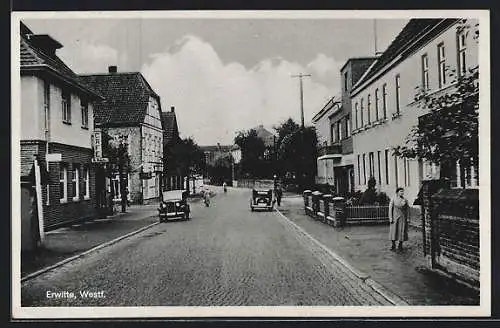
[21, 219, 160, 283]
[275, 208, 409, 306]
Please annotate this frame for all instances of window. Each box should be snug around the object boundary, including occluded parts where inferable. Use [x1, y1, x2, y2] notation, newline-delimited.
[72, 165, 80, 201]
[357, 155, 361, 185]
[330, 124, 336, 144]
[345, 115, 351, 138]
[382, 84, 388, 119]
[62, 92, 71, 123]
[375, 88, 380, 121]
[394, 155, 399, 187]
[457, 31, 467, 77]
[377, 151, 382, 184]
[360, 98, 364, 127]
[344, 71, 348, 91]
[59, 164, 68, 203]
[422, 54, 429, 90]
[369, 152, 375, 178]
[367, 94, 372, 124]
[405, 159, 411, 186]
[438, 43, 446, 88]
[336, 121, 342, 141]
[81, 100, 89, 129]
[385, 149, 390, 184]
[395, 75, 401, 114]
[84, 167, 90, 199]
[451, 159, 479, 189]
[354, 102, 359, 129]
[362, 153, 367, 185]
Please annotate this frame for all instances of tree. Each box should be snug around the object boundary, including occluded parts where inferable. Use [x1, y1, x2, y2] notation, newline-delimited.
[278, 125, 318, 189]
[234, 129, 266, 178]
[102, 132, 130, 212]
[393, 19, 479, 186]
[166, 137, 205, 193]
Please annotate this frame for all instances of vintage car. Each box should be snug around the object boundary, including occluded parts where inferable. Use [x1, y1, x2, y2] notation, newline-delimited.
[158, 190, 190, 222]
[250, 188, 274, 212]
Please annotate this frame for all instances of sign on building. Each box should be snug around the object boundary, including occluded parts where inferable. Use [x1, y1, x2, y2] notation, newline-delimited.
[93, 128, 103, 159]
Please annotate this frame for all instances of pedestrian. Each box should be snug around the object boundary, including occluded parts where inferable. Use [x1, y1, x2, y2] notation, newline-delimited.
[275, 183, 283, 207]
[388, 187, 409, 251]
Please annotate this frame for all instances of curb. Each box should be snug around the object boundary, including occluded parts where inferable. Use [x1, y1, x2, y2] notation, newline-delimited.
[275, 208, 409, 306]
[21, 220, 160, 283]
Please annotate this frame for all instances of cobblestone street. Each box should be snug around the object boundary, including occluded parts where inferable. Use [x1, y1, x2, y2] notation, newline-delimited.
[21, 188, 396, 306]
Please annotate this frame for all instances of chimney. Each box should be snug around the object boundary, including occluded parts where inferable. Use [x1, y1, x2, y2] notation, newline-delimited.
[171, 106, 175, 112]
[108, 66, 117, 73]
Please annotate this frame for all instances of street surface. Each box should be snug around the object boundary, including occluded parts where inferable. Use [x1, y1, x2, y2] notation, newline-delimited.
[22, 188, 392, 306]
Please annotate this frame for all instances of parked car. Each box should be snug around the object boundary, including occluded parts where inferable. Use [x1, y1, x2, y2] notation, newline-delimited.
[158, 190, 190, 222]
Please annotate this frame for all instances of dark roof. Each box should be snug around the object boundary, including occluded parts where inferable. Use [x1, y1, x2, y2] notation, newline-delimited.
[254, 125, 276, 147]
[161, 111, 179, 144]
[352, 19, 459, 95]
[79, 72, 160, 126]
[20, 23, 102, 100]
[312, 96, 341, 122]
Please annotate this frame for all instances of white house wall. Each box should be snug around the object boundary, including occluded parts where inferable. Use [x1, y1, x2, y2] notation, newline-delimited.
[21, 75, 42, 140]
[21, 76, 95, 149]
[351, 20, 479, 202]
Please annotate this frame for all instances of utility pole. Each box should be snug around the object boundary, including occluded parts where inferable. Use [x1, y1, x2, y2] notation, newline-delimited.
[291, 73, 311, 128]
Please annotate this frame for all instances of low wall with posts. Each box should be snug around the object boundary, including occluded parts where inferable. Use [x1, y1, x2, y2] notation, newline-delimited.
[302, 190, 387, 227]
[421, 180, 480, 288]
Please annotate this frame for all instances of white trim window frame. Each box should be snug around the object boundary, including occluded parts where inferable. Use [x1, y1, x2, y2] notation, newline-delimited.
[62, 92, 71, 123]
[81, 100, 89, 129]
[59, 164, 68, 203]
[72, 165, 80, 201]
[360, 98, 365, 127]
[422, 54, 430, 90]
[367, 94, 372, 125]
[457, 30, 467, 77]
[345, 115, 351, 138]
[375, 88, 380, 122]
[354, 102, 359, 129]
[382, 83, 388, 119]
[84, 166, 90, 199]
[395, 74, 401, 115]
[438, 43, 446, 89]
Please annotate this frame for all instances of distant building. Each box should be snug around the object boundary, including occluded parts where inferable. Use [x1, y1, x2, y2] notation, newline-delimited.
[160, 106, 183, 190]
[20, 22, 103, 230]
[80, 66, 164, 205]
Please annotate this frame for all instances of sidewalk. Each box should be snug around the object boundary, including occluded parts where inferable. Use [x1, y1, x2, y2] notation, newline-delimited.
[278, 196, 479, 305]
[21, 205, 159, 278]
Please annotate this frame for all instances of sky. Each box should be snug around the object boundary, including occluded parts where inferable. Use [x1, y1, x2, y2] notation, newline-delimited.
[22, 16, 408, 145]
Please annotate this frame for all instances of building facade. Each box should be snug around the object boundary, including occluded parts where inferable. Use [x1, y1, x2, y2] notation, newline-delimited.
[80, 67, 164, 205]
[312, 57, 377, 196]
[20, 22, 103, 230]
[350, 19, 479, 204]
[312, 96, 341, 188]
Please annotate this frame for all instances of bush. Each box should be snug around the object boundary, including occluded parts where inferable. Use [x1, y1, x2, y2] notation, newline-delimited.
[359, 176, 377, 205]
[314, 183, 335, 195]
[345, 190, 363, 206]
[375, 192, 391, 205]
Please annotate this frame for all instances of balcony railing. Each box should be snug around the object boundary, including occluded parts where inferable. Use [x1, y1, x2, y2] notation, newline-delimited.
[317, 144, 342, 156]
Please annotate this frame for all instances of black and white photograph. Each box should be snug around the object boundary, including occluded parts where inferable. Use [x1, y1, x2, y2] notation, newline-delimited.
[11, 10, 490, 318]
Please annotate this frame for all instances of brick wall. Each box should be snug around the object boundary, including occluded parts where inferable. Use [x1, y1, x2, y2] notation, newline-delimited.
[422, 180, 480, 286]
[432, 188, 480, 285]
[21, 140, 98, 231]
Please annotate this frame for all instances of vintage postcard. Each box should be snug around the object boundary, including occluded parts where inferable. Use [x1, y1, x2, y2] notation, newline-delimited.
[11, 10, 491, 319]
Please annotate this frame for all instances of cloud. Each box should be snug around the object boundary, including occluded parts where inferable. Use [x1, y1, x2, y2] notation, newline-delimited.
[57, 42, 127, 74]
[141, 35, 340, 145]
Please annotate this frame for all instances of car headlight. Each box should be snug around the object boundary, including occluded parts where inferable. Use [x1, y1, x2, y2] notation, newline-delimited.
[175, 202, 180, 207]
[161, 203, 167, 209]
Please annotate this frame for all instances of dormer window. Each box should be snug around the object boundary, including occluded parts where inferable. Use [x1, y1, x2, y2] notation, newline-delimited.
[62, 92, 71, 124]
